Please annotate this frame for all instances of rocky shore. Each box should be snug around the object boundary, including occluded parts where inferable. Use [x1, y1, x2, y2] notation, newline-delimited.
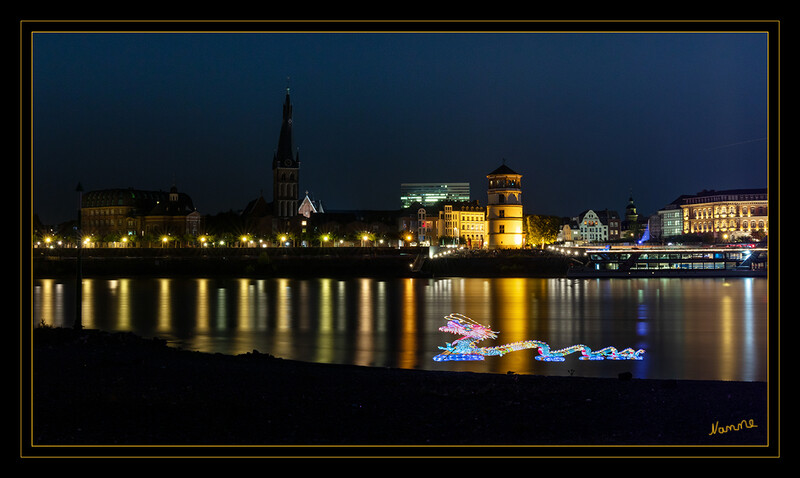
[26, 326, 775, 458]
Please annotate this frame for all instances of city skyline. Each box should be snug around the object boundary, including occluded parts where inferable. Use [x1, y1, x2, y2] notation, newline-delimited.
[28, 22, 773, 226]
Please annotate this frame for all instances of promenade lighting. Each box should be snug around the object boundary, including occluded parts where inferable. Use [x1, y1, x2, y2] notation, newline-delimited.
[74, 181, 83, 330]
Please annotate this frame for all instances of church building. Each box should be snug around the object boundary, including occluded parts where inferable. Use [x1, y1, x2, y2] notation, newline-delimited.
[272, 87, 300, 219]
[242, 87, 306, 236]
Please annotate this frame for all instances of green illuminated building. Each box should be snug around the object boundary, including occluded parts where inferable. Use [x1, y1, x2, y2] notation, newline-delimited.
[400, 183, 470, 208]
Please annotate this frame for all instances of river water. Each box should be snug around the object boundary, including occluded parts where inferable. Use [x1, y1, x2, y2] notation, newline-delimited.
[31, 276, 769, 382]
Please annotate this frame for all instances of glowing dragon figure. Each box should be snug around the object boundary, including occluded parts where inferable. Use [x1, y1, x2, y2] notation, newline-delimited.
[433, 313, 645, 362]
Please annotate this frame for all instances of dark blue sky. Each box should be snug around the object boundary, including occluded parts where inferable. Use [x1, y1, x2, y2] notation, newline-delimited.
[31, 28, 770, 225]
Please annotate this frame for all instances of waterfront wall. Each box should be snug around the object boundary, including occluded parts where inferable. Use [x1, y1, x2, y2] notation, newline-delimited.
[31, 247, 574, 278]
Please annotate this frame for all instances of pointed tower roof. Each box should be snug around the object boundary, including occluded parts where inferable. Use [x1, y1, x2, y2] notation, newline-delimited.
[298, 191, 319, 218]
[487, 161, 519, 176]
[273, 87, 298, 169]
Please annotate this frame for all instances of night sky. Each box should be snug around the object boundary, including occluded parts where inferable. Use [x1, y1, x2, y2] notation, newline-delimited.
[29, 24, 771, 226]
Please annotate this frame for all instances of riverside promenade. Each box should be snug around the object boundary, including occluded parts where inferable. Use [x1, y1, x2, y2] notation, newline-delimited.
[32, 246, 577, 278]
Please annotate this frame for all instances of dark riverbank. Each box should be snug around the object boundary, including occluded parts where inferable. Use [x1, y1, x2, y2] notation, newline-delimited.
[26, 326, 776, 457]
[32, 247, 576, 278]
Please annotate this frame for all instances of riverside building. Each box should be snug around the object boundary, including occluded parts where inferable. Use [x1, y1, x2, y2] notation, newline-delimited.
[577, 209, 621, 243]
[679, 188, 768, 240]
[80, 185, 201, 241]
[486, 163, 524, 249]
[436, 201, 487, 248]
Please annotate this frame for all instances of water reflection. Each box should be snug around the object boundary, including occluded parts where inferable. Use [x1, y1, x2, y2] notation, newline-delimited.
[31, 277, 768, 382]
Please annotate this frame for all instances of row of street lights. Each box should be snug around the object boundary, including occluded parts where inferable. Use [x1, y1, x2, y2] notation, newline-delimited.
[37, 229, 421, 249]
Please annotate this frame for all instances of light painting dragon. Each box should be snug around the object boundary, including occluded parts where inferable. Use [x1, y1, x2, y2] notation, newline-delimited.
[433, 313, 645, 362]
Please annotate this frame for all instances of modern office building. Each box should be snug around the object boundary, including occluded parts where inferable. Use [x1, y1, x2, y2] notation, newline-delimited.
[400, 183, 470, 208]
[655, 203, 684, 239]
[486, 163, 524, 249]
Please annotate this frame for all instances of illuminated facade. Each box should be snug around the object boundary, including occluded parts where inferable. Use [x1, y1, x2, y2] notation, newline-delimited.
[436, 201, 486, 248]
[578, 209, 620, 243]
[557, 219, 582, 244]
[680, 189, 768, 239]
[400, 183, 470, 208]
[655, 203, 683, 239]
[486, 163, 524, 249]
[298, 191, 324, 218]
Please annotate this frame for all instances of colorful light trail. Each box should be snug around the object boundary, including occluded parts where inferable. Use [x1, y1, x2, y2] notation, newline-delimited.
[432, 313, 645, 362]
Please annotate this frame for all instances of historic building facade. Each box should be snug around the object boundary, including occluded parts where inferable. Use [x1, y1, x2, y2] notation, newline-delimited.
[80, 185, 201, 241]
[486, 163, 524, 249]
[577, 209, 621, 243]
[680, 188, 768, 239]
[437, 201, 486, 248]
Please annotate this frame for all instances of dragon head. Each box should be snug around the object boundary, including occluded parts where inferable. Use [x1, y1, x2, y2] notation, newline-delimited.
[438, 313, 498, 343]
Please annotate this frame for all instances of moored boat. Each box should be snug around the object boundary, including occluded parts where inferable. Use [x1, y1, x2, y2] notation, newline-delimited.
[564, 244, 767, 278]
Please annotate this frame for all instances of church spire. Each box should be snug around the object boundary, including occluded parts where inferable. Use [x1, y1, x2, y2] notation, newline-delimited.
[273, 86, 296, 169]
[272, 84, 300, 218]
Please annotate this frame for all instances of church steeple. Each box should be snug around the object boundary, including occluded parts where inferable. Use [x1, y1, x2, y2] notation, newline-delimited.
[273, 86, 298, 170]
[272, 85, 300, 218]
